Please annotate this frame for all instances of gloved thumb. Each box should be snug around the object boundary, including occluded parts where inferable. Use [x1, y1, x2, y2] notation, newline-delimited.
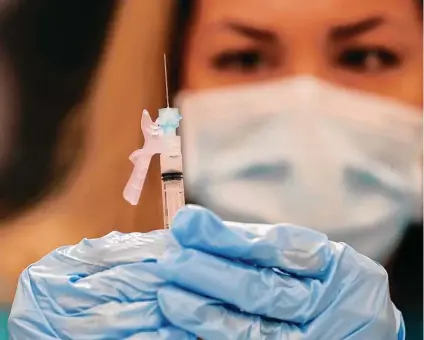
[171, 205, 333, 279]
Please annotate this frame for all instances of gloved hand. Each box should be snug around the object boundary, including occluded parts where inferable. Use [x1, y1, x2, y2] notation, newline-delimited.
[8, 206, 405, 340]
[155, 206, 405, 340]
[8, 230, 195, 340]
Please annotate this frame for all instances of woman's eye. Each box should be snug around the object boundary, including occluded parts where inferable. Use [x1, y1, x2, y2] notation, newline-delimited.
[336, 47, 401, 73]
[211, 49, 267, 73]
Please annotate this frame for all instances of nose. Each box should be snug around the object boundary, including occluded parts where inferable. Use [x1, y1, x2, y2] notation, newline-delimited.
[283, 35, 331, 82]
[286, 53, 328, 80]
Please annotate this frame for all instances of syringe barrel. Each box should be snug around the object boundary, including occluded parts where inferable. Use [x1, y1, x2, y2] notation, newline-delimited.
[161, 172, 185, 229]
[160, 136, 182, 174]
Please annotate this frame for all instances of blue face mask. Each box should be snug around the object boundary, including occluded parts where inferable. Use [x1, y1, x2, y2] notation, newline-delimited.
[177, 77, 422, 263]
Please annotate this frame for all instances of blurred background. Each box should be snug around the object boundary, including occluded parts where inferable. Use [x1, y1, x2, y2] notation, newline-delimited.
[0, 0, 422, 339]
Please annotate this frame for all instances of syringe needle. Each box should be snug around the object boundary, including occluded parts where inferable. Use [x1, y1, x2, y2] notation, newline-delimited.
[164, 53, 170, 108]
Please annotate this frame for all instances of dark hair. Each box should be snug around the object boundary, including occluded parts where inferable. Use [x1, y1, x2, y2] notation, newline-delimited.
[169, 0, 195, 99]
[0, 1, 118, 219]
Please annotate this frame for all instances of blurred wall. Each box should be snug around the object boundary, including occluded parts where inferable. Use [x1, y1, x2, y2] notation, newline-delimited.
[0, 0, 174, 302]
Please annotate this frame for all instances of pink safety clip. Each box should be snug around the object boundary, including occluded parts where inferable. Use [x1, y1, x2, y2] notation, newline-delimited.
[123, 109, 163, 205]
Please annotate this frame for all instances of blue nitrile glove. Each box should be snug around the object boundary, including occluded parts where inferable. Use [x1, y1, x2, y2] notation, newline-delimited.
[156, 205, 405, 340]
[8, 230, 195, 340]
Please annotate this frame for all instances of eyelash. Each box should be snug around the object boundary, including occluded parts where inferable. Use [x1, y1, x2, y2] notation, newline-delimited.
[336, 46, 402, 72]
[211, 46, 402, 74]
[212, 48, 268, 73]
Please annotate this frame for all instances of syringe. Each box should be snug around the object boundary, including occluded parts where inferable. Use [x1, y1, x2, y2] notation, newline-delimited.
[123, 54, 185, 229]
[158, 54, 185, 228]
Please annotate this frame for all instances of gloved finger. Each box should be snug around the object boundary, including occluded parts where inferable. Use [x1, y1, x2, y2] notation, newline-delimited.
[21, 230, 171, 313]
[158, 286, 302, 340]
[24, 262, 164, 313]
[125, 326, 196, 340]
[156, 248, 334, 323]
[35, 230, 170, 277]
[11, 299, 165, 340]
[172, 205, 333, 279]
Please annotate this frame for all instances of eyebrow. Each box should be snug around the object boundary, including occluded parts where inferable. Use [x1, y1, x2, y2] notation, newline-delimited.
[222, 22, 277, 42]
[330, 17, 384, 41]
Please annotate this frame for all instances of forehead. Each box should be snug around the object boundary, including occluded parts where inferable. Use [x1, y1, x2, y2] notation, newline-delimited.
[194, 0, 419, 29]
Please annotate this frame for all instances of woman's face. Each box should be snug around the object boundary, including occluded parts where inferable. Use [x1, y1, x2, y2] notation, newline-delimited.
[182, 0, 422, 108]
